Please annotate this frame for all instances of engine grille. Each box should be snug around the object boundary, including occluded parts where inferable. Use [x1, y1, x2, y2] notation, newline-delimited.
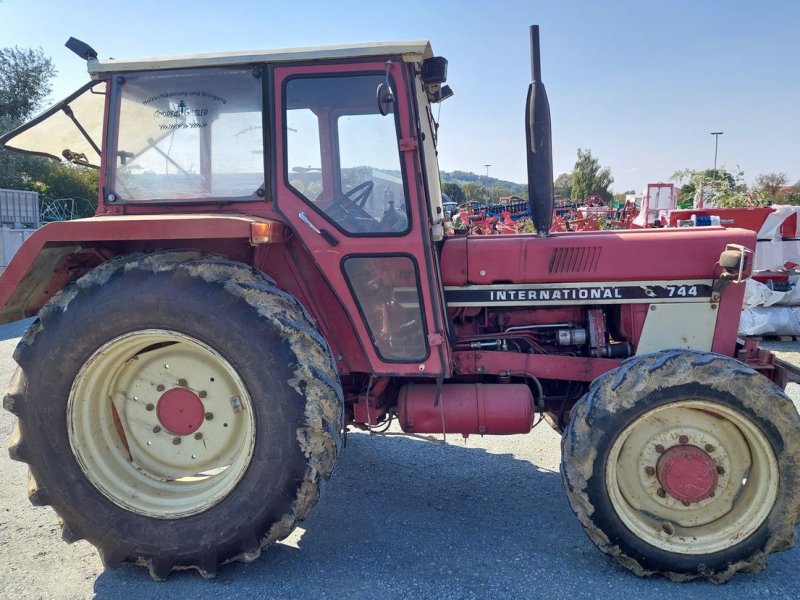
[548, 246, 602, 273]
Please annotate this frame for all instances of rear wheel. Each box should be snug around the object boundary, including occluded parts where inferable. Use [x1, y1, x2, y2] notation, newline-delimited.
[561, 349, 800, 582]
[4, 251, 343, 579]
[68, 329, 257, 519]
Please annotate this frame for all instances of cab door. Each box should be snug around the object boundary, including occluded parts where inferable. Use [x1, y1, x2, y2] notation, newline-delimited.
[272, 60, 450, 377]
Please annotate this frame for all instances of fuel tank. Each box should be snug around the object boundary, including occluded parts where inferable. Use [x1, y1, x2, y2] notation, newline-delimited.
[397, 383, 534, 436]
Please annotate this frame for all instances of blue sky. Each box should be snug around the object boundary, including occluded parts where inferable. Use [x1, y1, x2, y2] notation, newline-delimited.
[2, 0, 798, 192]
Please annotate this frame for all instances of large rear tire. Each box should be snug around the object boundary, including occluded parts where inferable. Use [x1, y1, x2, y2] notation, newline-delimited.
[561, 349, 800, 582]
[4, 251, 343, 580]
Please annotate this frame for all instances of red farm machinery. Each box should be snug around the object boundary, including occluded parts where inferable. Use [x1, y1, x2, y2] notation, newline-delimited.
[1, 27, 799, 582]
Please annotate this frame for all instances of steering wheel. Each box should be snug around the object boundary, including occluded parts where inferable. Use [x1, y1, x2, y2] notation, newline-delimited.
[326, 181, 376, 227]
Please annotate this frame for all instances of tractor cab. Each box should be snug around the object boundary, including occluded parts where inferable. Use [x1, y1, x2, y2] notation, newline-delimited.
[0, 40, 456, 376]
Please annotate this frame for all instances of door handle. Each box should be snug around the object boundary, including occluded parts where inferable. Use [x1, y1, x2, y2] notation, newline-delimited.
[298, 212, 339, 246]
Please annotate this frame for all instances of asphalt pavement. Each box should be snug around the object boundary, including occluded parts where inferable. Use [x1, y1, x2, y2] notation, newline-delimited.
[0, 318, 798, 599]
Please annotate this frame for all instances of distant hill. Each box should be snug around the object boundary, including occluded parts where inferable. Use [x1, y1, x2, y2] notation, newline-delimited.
[441, 170, 527, 197]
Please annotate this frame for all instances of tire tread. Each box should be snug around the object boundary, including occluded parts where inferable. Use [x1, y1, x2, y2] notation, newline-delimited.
[4, 250, 343, 580]
[561, 349, 800, 583]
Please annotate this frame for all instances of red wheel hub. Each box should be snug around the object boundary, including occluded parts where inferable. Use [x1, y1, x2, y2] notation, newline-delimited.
[156, 388, 205, 436]
[656, 444, 719, 504]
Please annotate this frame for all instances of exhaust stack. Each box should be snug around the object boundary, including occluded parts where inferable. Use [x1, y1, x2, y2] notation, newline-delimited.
[525, 25, 554, 237]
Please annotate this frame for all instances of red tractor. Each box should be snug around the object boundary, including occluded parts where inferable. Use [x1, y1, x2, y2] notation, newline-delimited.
[1, 28, 798, 583]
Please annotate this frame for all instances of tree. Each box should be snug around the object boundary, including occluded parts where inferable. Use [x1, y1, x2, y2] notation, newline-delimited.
[461, 182, 487, 203]
[755, 172, 788, 196]
[783, 182, 800, 205]
[672, 168, 735, 207]
[754, 172, 789, 204]
[441, 182, 465, 204]
[671, 168, 754, 208]
[570, 149, 614, 203]
[0, 47, 55, 123]
[554, 172, 572, 199]
[492, 187, 518, 201]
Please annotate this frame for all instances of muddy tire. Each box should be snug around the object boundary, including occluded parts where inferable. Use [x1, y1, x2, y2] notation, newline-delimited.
[561, 349, 800, 582]
[3, 251, 343, 580]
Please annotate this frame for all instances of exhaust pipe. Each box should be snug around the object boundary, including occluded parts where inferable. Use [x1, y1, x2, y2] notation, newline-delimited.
[525, 25, 554, 237]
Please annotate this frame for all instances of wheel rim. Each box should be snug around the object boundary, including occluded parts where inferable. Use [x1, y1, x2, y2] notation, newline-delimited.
[606, 399, 778, 555]
[68, 330, 256, 519]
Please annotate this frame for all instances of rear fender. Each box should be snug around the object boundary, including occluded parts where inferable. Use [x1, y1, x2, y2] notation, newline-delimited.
[0, 214, 288, 323]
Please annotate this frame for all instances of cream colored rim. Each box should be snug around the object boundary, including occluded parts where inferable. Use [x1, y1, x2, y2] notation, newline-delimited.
[68, 330, 256, 519]
[606, 399, 778, 555]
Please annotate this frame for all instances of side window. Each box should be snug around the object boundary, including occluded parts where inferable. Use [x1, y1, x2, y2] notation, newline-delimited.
[343, 255, 427, 361]
[284, 74, 409, 235]
[111, 68, 264, 202]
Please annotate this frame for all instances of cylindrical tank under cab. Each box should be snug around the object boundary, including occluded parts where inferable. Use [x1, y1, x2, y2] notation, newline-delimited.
[397, 383, 534, 436]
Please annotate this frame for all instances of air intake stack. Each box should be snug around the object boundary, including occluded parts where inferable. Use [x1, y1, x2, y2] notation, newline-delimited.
[525, 25, 554, 237]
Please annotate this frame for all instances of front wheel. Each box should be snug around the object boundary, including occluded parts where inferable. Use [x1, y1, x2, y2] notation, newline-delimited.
[5, 251, 343, 579]
[561, 349, 800, 582]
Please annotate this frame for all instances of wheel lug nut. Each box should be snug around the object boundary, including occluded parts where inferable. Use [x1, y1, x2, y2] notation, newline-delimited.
[682, 501, 690, 507]
[655, 444, 665, 454]
[704, 444, 715, 453]
[199, 391, 207, 399]
[205, 412, 214, 420]
[156, 384, 165, 392]
[145, 403, 155, 411]
[194, 432, 203, 440]
[657, 488, 666, 498]
[644, 466, 655, 476]
[153, 425, 161, 433]
[173, 437, 181, 445]
[178, 378, 188, 387]
[678, 435, 689, 444]
[716, 466, 725, 475]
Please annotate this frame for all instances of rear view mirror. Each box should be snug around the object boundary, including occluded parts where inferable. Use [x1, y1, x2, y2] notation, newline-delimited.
[376, 81, 394, 116]
[376, 61, 395, 116]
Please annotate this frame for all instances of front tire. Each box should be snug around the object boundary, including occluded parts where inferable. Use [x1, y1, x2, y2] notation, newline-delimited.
[561, 349, 800, 582]
[4, 251, 343, 579]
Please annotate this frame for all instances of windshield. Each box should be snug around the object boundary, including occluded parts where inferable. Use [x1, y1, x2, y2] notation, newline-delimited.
[0, 80, 106, 168]
[109, 67, 264, 202]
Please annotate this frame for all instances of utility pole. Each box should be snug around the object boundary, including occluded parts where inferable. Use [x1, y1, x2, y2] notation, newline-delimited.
[710, 132, 723, 180]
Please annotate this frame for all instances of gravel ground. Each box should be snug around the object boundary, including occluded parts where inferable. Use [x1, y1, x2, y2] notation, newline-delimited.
[1, 318, 799, 599]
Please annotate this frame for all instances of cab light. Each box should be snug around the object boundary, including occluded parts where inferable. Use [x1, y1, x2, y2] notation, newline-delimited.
[250, 221, 273, 245]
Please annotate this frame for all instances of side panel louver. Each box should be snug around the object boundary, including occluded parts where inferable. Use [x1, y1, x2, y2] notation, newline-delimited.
[548, 247, 602, 274]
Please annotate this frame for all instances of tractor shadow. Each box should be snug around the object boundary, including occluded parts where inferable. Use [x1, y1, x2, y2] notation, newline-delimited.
[92, 429, 800, 599]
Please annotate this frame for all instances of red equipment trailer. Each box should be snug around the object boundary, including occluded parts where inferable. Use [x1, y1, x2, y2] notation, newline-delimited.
[0, 28, 798, 583]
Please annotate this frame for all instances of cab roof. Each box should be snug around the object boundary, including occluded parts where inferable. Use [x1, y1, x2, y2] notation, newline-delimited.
[87, 41, 433, 76]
